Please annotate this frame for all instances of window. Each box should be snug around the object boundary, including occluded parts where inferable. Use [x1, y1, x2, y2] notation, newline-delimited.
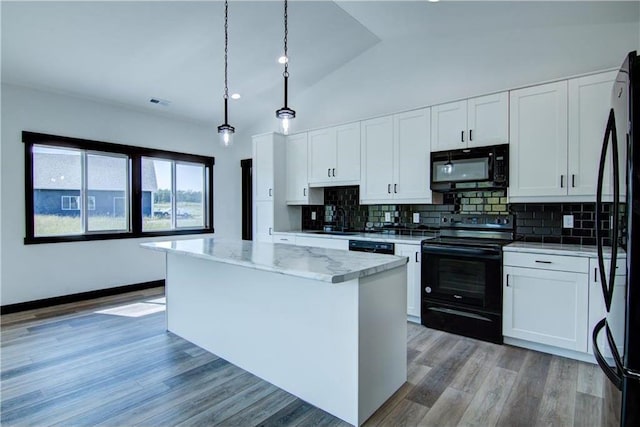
[24, 132, 214, 244]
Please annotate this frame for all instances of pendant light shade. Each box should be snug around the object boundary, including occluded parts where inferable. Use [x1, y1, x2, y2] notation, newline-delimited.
[217, 0, 235, 147]
[275, 0, 295, 135]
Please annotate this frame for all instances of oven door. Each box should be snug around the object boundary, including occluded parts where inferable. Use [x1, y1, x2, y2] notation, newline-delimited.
[421, 244, 502, 311]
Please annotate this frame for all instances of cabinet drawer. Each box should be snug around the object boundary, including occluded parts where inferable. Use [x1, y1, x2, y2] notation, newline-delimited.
[273, 234, 296, 245]
[504, 252, 588, 273]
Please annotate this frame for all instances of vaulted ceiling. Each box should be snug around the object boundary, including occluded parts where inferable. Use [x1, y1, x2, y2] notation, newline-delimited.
[2, 1, 638, 132]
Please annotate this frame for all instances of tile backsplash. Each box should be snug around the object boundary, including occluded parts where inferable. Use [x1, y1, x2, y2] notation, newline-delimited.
[300, 186, 624, 246]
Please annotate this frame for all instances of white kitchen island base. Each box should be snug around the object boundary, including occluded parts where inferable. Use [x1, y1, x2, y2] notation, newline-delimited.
[151, 241, 407, 427]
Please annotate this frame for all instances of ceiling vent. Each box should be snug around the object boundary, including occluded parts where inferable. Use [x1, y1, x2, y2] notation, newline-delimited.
[149, 98, 171, 107]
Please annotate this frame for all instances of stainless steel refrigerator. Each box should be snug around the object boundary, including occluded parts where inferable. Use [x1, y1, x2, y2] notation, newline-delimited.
[593, 50, 640, 426]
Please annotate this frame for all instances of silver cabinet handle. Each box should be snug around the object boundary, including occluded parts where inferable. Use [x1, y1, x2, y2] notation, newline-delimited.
[572, 174, 576, 188]
[535, 260, 552, 264]
[280, 238, 288, 241]
[415, 252, 419, 262]
[506, 274, 510, 287]
[594, 268, 598, 282]
[327, 168, 331, 178]
[560, 175, 564, 188]
[387, 184, 391, 194]
[394, 184, 397, 193]
[332, 168, 335, 177]
[469, 129, 473, 141]
[269, 188, 272, 197]
[268, 227, 272, 235]
[461, 130, 465, 142]
[303, 188, 306, 196]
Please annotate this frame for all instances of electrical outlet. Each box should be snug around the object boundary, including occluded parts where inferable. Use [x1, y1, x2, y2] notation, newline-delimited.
[563, 214, 574, 229]
[413, 213, 420, 223]
[384, 212, 391, 222]
[311, 211, 316, 221]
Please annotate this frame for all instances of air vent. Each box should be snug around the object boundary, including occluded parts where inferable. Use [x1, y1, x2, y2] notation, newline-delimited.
[149, 98, 171, 107]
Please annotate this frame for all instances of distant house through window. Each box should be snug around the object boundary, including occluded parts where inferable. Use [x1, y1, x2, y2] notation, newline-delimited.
[24, 132, 214, 244]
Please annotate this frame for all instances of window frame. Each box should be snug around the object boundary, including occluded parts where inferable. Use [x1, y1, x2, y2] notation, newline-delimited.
[24, 131, 215, 244]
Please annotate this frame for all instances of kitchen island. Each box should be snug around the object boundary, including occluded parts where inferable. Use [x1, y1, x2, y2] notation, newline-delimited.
[141, 238, 408, 426]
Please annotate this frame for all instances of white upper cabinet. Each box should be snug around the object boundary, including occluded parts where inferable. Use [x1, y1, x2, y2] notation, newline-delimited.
[393, 109, 433, 202]
[360, 116, 395, 202]
[431, 100, 467, 151]
[467, 92, 509, 148]
[253, 133, 275, 202]
[510, 72, 617, 201]
[361, 108, 437, 204]
[308, 122, 360, 186]
[568, 71, 619, 197]
[286, 132, 323, 205]
[509, 81, 569, 198]
[431, 92, 509, 151]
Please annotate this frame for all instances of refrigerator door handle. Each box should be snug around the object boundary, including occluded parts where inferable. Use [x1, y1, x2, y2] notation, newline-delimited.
[595, 108, 620, 312]
[592, 318, 623, 390]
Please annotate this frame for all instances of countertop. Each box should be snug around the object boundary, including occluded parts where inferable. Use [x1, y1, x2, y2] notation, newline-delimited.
[276, 231, 435, 245]
[141, 238, 408, 284]
[504, 241, 626, 258]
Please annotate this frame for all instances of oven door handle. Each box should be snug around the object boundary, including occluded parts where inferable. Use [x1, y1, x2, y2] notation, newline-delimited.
[422, 245, 501, 258]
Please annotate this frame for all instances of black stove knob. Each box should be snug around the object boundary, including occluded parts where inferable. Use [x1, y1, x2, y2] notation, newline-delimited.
[442, 217, 448, 223]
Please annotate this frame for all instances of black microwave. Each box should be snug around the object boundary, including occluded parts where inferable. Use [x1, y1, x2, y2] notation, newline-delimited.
[430, 144, 509, 192]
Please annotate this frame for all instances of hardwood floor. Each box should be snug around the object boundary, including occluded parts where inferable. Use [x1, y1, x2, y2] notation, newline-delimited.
[1, 287, 620, 426]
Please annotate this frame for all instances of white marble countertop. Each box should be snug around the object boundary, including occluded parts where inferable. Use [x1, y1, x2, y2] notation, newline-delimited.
[276, 231, 433, 245]
[504, 241, 626, 258]
[142, 238, 408, 284]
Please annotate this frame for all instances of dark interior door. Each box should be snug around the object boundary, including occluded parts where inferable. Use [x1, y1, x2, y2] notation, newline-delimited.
[241, 158, 252, 241]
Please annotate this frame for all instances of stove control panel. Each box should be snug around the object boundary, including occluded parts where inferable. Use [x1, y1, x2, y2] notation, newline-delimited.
[440, 214, 514, 230]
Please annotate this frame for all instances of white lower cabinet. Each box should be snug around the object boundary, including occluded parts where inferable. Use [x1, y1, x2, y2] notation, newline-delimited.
[503, 265, 588, 352]
[395, 244, 421, 319]
[588, 258, 626, 357]
[255, 201, 275, 243]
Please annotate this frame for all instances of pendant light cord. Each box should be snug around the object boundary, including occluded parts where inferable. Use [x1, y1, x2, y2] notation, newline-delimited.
[223, 0, 229, 123]
[283, 0, 289, 79]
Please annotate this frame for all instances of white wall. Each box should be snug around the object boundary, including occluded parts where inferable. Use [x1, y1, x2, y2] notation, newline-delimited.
[0, 84, 246, 305]
[247, 20, 640, 136]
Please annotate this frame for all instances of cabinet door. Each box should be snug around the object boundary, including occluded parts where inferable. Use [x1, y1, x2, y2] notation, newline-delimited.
[286, 133, 309, 204]
[396, 244, 421, 318]
[308, 128, 336, 185]
[253, 134, 274, 201]
[467, 92, 509, 148]
[588, 258, 626, 356]
[393, 108, 432, 203]
[360, 116, 394, 204]
[503, 266, 588, 352]
[568, 72, 617, 197]
[431, 100, 467, 151]
[509, 81, 568, 197]
[254, 201, 274, 242]
[334, 122, 361, 184]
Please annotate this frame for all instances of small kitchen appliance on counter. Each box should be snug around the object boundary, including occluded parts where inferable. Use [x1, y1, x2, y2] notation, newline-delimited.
[421, 213, 516, 344]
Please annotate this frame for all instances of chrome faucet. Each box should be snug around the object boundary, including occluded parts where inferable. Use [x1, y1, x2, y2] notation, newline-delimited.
[336, 207, 348, 231]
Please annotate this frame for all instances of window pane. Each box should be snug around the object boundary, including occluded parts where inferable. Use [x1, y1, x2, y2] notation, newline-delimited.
[33, 146, 82, 236]
[176, 163, 205, 228]
[142, 158, 171, 231]
[87, 153, 129, 232]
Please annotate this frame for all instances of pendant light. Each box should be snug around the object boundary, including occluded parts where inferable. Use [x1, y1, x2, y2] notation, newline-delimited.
[275, 0, 295, 135]
[217, 0, 235, 147]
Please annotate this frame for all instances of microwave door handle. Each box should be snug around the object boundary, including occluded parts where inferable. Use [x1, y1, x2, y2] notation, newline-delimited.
[595, 109, 616, 311]
[592, 318, 623, 390]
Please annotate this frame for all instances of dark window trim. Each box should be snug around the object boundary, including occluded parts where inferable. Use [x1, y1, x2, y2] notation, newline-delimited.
[23, 131, 215, 244]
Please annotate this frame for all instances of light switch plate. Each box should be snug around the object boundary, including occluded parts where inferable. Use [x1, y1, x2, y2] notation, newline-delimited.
[384, 212, 391, 222]
[563, 214, 574, 228]
[311, 211, 316, 220]
[413, 213, 420, 223]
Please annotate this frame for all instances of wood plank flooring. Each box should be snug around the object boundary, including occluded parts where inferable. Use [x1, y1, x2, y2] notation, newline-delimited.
[1, 287, 621, 426]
